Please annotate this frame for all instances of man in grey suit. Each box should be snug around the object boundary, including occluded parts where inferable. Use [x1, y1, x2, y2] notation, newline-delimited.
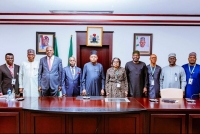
[38, 46, 62, 96]
[0, 53, 20, 95]
[62, 57, 82, 97]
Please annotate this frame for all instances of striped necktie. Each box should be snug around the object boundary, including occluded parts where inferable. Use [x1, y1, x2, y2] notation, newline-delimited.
[72, 67, 75, 78]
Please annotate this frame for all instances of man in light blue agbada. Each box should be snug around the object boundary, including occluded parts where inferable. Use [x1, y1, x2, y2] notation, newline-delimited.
[160, 53, 186, 93]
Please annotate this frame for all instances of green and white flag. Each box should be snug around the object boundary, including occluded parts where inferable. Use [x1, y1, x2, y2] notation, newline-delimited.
[54, 36, 59, 57]
[68, 36, 73, 66]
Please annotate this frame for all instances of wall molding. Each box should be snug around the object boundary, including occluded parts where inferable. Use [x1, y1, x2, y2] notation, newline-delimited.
[1, 13, 200, 26]
[1, 13, 200, 17]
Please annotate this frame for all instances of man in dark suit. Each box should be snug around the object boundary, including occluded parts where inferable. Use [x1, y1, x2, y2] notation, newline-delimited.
[0, 53, 20, 95]
[38, 46, 62, 96]
[62, 57, 82, 97]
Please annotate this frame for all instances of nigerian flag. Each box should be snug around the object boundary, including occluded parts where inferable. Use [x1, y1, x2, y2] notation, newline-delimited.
[54, 36, 59, 57]
[53, 36, 61, 96]
[68, 36, 73, 66]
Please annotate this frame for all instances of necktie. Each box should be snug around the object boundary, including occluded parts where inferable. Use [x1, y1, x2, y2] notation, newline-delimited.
[72, 67, 75, 78]
[9, 65, 14, 77]
[48, 57, 51, 71]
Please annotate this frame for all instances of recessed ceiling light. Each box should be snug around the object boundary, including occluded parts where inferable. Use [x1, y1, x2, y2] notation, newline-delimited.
[49, 10, 114, 14]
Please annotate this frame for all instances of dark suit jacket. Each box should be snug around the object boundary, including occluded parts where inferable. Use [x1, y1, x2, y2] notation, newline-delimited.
[62, 66, 82, 96]
[38, 56, 63, 90]
[0, 64, 20, 95]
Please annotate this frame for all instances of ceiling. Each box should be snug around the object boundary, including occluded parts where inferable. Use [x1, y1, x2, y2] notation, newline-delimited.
[0, 0, 200, 14]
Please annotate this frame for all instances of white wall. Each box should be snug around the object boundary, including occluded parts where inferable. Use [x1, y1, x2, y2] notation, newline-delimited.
[0, 25, 199, 68]
[1, 0, 200, 14]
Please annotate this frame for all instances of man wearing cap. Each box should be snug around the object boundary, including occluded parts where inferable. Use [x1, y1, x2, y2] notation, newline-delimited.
[19, 49, 39, 97]
[182, 52, 200, 98]
[38, 46, 62, 96]
[125, 50, 148, 97]
[147, 54, 162, 98]
[0, 53, 20, 95]
[62, 57, 82, 97]
[82, 50, 105, 96]
[136, 37, 149, 51]
[160, 53, 186, 92]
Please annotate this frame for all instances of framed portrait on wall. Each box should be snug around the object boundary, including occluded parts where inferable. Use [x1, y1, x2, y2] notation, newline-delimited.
[86, 27, 103, 47]
[133, 33, 153, 56]
[36, 32, 55, 54]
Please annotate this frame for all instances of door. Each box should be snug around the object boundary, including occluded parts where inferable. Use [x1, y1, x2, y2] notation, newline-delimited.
[76, 31, 113, 75]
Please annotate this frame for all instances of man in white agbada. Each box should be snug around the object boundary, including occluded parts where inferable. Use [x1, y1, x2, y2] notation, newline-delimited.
[19, 49, 39, 97]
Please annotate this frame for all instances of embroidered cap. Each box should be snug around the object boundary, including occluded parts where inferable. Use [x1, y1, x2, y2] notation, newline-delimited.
[189, 52, 196, 57]
[90, 50, 97, 56]
[27, 49, 35, 54]
[168, 53, 176, 58]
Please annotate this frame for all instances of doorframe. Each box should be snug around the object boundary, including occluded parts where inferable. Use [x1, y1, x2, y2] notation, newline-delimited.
[76, 31, 113, 68]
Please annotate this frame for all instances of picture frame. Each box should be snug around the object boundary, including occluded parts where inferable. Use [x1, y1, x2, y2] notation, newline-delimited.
[133, 33, 153, 56]
[36, 32, 55, 54]
[86, 27, 103, 47]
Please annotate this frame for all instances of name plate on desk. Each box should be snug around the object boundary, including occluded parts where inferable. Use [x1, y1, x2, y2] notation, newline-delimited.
[185, 98, 196, 103]
[105, 98, 130, 102]
[76, 96, 104, 100]
[162, 99, 179, 103]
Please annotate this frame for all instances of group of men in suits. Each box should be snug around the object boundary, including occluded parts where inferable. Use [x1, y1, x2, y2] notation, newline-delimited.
[0, 46, 83, 97]
[0, 46, 105, 97]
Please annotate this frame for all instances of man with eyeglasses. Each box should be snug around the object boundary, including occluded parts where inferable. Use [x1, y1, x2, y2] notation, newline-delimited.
[147, 54, 162, 98]
[62, 57, 82, 97]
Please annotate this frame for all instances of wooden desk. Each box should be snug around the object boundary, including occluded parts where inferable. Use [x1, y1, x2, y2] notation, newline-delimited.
[1, 97, 200, 134]
[0, 97, 145, 134]
[0, 98, 24, 133]
[136, 98, 200, 134]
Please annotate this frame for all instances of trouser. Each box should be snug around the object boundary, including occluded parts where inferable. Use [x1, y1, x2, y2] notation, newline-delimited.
[42, 88, 58, 96]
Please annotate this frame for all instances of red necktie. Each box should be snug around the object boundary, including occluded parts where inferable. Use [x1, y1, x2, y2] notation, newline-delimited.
[9, 65, 14, 77]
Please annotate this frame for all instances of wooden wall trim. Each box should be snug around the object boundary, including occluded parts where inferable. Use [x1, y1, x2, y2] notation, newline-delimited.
[1, 23, 200, 26]
[1, 13, 200, 17]
[1, 19, 200, 23]
[1, 13, 200, 26]
[1, 19, 200, 26]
